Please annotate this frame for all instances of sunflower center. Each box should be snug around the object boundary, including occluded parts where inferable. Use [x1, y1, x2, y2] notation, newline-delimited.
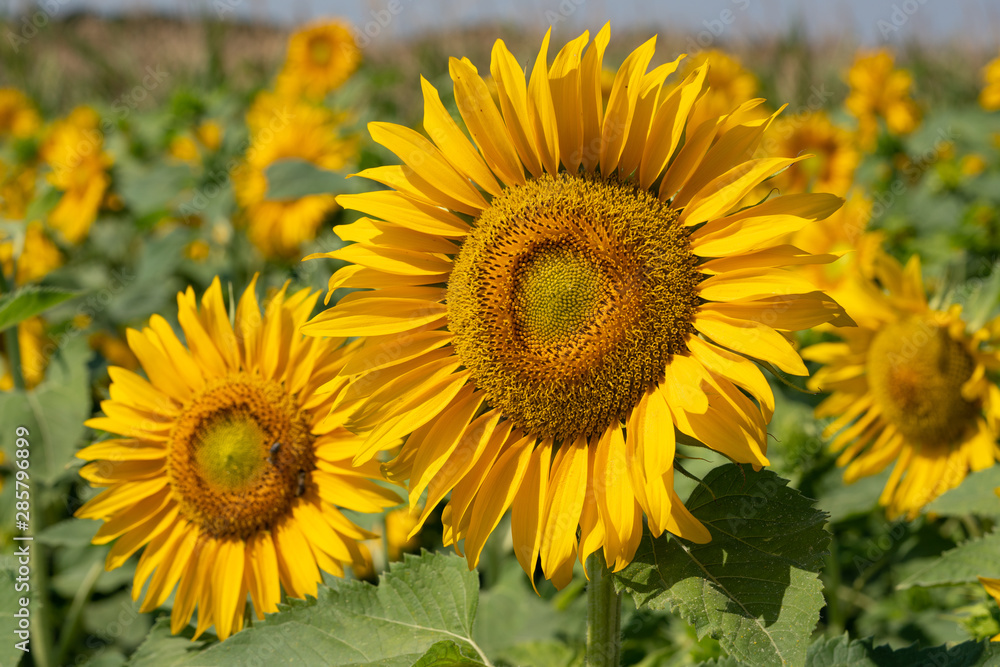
[448, 173, 700, 439]
[194, 416, 268, 491]
[867, 317, 978, 444]
[308, 37, 333, 65]
[168, 375, 315, 539]
[513, 242, 606, 344]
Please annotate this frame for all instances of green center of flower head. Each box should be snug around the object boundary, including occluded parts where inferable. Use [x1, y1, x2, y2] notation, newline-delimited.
[512, 243, 605, 345]
[309, 37, 333, 65]
[868, 317, 978, 444]
[168, 376, 316, 539]
[194, 415, 268, 491]
[448, 173, 701, 439]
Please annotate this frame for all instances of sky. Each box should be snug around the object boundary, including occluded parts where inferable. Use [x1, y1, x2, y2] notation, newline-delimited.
[6, 0, 1000, 46]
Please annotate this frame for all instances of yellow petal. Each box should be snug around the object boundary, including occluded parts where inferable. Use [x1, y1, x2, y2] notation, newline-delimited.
[368, 121, 488, 211]
[464, 434, 534, 567]
[694, 310, 808, 375]
[420, 76, 502, 197]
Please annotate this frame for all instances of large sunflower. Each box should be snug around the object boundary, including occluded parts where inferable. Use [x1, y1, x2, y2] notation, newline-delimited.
[804, 242, 1000, 519]
[76, 277, 399, 640]
[304, 26, 851, 585]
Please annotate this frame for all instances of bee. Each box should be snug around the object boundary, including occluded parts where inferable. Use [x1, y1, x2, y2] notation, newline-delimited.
[267, 441, 281, 465]
[296, 470, 307, 497]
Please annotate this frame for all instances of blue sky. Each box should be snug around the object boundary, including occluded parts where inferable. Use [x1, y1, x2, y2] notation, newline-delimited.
[9, 0, 1000, 46]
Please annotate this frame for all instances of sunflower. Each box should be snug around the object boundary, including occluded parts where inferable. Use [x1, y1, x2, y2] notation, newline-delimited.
[75, 277, 399, 640]
[980, 53, 1000, 112]
[276, 19, 361, 100]
[981, 576, 1000, 640]
[0, 220, 63, 285]
[760, 111, 860, 197]
[672, 50, 768, 133]
[785, 188, 871, 292]
[0, 158, 37, 221]
[303, 26, 852, 585]
[168, 120, 224, 166]
[804, 242, 1000, 519]
[41, 107, 113, 244]
[0, 88, 41, 139]
[0, 316, 49, 390]
[845, 49, 921, 150]
[234, 92, 356, 259]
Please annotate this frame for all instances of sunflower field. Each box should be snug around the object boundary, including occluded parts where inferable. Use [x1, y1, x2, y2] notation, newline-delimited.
[2, 9, 1000, 667]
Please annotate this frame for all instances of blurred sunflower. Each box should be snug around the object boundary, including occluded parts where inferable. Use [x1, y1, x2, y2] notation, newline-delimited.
[234, 92, 356, 259]
[761, 111, 860, 196]
[804, 243, 1000, 519]
[168, 120, 224, 165]
[673, 49, 768, 132]
[40, 106, 113, 244]
[981, 576, 1000, 640]
[0, 88, 41, 139]
[76, 277, 399, 640]
[304, 26, 852, 585]
[980, 52, 1000, 112]
[276, 19, 361, 99]
[786, 188, 871, 291]
[0, 316, 50, 390]
[0, 158, 37, 220]
[845, 49, 921, 150]
[0, 220, 63, 285]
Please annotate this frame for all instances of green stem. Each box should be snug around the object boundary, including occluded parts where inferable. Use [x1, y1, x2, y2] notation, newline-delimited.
[29, 482, 53, 667]
[55, 560, 103, 665]
[585, 552, 622, 667]
[0, 269, 25, 391]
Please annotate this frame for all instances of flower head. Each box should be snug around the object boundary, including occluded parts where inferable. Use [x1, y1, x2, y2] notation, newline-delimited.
[276, 19, 361, 99]
[234, 92, 356, 259]
[40, 107, 113, 244]
[845, 49, 921, 149]
[804, 242, 1000, 519]
[0, 88, 41, 139]
[304, 27, 852, 585]
[980, 52, 1000, 112]
[76, 277, 399, 640]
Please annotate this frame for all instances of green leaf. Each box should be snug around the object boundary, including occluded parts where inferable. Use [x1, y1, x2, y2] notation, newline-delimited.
[805, 634, 1000, 666]
[614, 464, 830, 667]
[495, 641, 578, 667]
[0, 285, 80, 333]
[264, 158, 343, 200]
[0, 337, 92, 484]
[129, 551, 491, 667]
[128, 618, 209, 667]
[474, 557, 584, 658]
[413, 640, 487, 667]
[925, 467, 1000, 517]
[35, 518, 101, 547]
[899, 530, 1000, 588]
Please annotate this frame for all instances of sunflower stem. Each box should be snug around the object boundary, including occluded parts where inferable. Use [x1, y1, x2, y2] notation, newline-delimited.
[55, 559, 103, 665]
[0, 268, 26, 391]
[585, 552, 622, 667]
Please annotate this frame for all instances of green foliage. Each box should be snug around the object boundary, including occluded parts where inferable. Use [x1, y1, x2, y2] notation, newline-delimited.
[129, 551, 489, 667]
[900, 530, 1000, 588]
[925, 467, 1000, 517]
[0, 285, 80, 333]
[614, 465, 830, 667]
[264, 159, 346, 200]
[805, 634, 1000, 666]
[0, 337, 91, 483]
